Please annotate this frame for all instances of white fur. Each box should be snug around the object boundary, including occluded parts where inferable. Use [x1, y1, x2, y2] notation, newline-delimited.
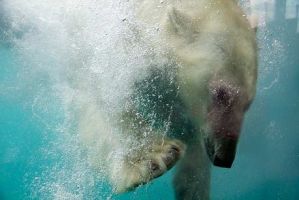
[75, 0, 257, 198]
[4, 0, 257, 198]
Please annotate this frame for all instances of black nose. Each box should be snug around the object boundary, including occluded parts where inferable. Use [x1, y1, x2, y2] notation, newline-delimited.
[205, 137, 237, 168]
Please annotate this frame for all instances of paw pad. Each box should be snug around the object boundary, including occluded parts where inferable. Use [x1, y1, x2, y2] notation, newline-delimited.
[163, 144, 181, 168]
[148, 160, 163, 178]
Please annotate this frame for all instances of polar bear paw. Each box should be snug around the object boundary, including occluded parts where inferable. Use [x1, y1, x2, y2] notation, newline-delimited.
[113, 139, 186, 193]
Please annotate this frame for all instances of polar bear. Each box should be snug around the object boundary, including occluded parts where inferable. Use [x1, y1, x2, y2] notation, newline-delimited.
[78, 0, 257, 199]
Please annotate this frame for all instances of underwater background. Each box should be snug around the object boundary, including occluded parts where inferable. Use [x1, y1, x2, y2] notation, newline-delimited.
[1, 0, 299, 199]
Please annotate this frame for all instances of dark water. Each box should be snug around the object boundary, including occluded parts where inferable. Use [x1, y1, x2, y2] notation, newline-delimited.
[1, 1, 299, 200]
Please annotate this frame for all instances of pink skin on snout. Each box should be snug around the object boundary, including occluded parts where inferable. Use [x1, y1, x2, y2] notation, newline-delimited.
[207, 82, 246, 140]
[204, 81, 250, 168]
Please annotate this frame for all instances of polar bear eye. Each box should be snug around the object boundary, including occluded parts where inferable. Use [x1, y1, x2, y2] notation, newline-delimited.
[212, 87, 231, 106]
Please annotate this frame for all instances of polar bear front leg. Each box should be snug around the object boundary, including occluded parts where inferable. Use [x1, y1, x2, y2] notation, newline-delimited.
[110, 136, 186, 193]
[173, 140, 211, 200]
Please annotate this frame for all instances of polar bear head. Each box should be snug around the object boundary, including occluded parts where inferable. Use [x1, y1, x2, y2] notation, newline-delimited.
[169, 7, 258, 168]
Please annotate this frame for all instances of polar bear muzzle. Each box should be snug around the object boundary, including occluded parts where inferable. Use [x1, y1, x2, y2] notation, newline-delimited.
[204, 81, 249, 168]
[204, 135, 238, 168]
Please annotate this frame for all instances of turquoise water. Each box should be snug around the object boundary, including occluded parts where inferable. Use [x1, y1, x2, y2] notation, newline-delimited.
[1, 1, 299, 200]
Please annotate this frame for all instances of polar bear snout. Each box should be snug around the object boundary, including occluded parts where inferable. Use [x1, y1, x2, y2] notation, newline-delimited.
[205, 110, 243, 168]
[204, 136, 238, 168]
[205, 82, 249, 168]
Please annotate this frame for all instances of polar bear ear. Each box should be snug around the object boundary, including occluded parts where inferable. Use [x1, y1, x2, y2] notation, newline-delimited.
[167, 8, 195, 37]
[247, 14, 258, 33]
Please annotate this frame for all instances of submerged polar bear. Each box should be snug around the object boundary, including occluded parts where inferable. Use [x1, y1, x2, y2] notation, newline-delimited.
[78, 0, 257, 199]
